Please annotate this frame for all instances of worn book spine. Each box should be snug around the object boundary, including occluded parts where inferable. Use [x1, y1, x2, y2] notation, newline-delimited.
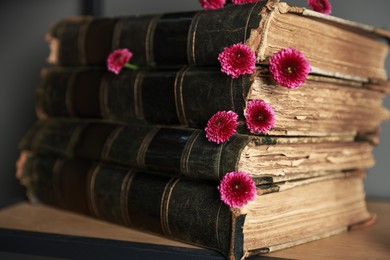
[47, 1, 269, 67]
[36, 66, 251, 128]
[18, 153, 244, 259]
[18, 119, 252, 181]
[18, 118, 375, 182]
[36, 66, 390, 136]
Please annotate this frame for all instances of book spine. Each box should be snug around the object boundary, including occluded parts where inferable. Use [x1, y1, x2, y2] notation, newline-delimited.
[48, 17, 118, 65]
[47, 1, 269, 66]
[20, 153, 244, 259]
[36, 67, 251, 128]
[18, 119, 251, 181]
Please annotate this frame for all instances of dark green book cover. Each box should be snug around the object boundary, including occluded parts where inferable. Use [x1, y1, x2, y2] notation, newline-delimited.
[19, 154, 245, 259]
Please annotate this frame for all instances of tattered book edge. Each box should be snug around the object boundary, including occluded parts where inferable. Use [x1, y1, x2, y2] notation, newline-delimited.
[279, 2, 390, 42]
[243, 226, 347, 258]
[242, 212, 376, 258]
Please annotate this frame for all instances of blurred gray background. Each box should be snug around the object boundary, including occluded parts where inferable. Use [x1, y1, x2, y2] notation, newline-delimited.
[0, 0, 389, 204]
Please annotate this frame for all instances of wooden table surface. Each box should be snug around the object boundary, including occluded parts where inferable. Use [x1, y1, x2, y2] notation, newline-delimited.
[0, 200, 389, 259]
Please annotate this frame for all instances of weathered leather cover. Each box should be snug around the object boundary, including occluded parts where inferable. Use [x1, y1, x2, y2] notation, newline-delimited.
[37, 66, 251, 129]
[18, 119, 253, 181]
[48, 1, 270, 66]
[20, 154, 244, 259]
[49, 17, 117, 65]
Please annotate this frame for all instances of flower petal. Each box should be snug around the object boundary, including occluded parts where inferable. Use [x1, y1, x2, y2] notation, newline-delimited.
[199, 0, 226, 10]
[107, 48, 133, 74]
[218, 43, 256, 78]
[205, 111, 239, 144]
[245, 99, 275, 133]
[307, 0, 332, 15]
[218, 171, 256, 208]
[269, 48, 311, 89]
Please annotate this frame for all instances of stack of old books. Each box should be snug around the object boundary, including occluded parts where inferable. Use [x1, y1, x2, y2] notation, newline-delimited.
[16, 1, 390, 259]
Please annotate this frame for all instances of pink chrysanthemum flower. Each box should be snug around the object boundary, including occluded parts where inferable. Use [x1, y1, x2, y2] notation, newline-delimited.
[269, 48, 311, 89]
[307, 0, 332, 15]
[107, 48, 138, 74]
[245, 99, 275, 133]
[205, 111, 239, 144]
[218, 171, 256, 208]
[218, 43, 256, 79]
[232, 0, 259, 4]
[199, 0, 226, 10]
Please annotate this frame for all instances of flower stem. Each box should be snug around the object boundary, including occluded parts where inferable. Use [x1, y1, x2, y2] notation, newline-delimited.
[124, 63, 139, 70]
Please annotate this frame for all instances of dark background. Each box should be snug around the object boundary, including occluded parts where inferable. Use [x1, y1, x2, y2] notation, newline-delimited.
[1, 0, 389, 204]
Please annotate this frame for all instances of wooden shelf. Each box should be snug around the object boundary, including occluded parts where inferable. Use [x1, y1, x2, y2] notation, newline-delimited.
[0, 200, 389, 259]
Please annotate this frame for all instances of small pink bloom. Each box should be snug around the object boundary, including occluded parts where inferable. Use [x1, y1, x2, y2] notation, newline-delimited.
[218, 171, 256, 208]
[245, 99, 275, 133]
[199, 0, 226, 10]
[107, 48, 133, 74]
[218, 43, 256, 79]
[307, 0, 332, 15]
[269, 48, 311, 89]
[205, 111, 239, 144]
[232, 0, 259, 4]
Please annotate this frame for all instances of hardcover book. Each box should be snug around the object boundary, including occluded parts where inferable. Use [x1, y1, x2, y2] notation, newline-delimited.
[17, 152, 373, 260]
[46, 1, 390, 81]
[19, 118, 375, 182]
[13, 1, 390, 259]
[36, 66, 390, 136]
